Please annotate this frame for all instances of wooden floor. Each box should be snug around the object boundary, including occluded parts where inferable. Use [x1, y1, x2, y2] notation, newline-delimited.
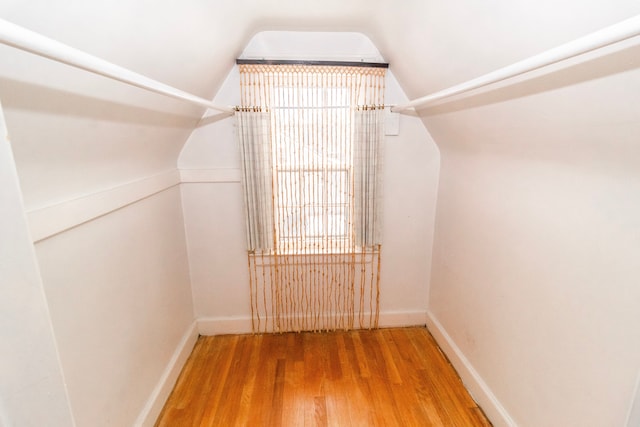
[155, 327, 491, 426]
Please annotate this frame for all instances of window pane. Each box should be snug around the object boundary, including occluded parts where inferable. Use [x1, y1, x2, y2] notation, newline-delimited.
[327, 206, 348, 237]
[304, 206, 324, 238]
[327, 170, 349, 206]
[303, 171, 323, 206]
[276, 171, 301, 241]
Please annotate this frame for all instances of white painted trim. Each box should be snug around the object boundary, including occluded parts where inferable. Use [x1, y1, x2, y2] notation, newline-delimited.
[26, 168, 242, 243]
[179, 168, 242, 183]
[27, 170, 180, 242]
[426, 310, 517, 427]
[0, 19, 234, 114]
[197, 310, 427, 336]
[379, 310, 428, 327]
[198, 316, 253, 335]
[392, 14, 640, 112]
[134, 321, 199, 427]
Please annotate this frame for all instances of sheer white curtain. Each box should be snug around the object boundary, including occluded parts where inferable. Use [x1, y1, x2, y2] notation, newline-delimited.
[353, 107, 384, 248]
[236, 111, 274, 253]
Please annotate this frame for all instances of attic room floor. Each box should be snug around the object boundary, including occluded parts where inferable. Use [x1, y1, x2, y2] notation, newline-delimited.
[155, 327, 491, 426]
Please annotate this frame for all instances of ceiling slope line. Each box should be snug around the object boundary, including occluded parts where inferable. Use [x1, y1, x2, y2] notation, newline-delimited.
[392, 14, 640, 113]
[0, 18, 235, 114]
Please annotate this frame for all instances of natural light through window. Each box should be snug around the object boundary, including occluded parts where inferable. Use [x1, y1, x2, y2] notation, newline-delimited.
[235, 61, 386, 332]
[271, 85, 352, 253]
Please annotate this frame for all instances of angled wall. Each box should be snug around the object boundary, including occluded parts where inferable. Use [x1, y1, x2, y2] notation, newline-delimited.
[2, 1, 639, 425]
[425, 56, 640, 426]
[0, 4, 199, 425]
[1, 85, 196, 427]
[368, 2, 640, 425]
[178, 32, 441, 333]
[30, 186, 195, 427]
[0, 4, 383, 424]
[0, 101, 75, 427]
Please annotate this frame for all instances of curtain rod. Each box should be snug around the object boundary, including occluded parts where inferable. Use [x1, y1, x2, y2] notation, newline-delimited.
[0, 19, 235, 114]
[236, 59, 389, 68]
[392, 14, 640, 113]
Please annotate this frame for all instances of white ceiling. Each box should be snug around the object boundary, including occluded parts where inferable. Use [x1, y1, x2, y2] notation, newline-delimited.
[0, 0, 638, 208]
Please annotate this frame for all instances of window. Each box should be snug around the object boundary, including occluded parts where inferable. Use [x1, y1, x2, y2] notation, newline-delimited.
[236, 61, 386, 332]
[237, 62, 385, 255]
[271, 84, 352, 253]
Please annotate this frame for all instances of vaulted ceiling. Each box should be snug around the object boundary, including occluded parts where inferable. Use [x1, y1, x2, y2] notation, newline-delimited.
[0, 0, 639, 209]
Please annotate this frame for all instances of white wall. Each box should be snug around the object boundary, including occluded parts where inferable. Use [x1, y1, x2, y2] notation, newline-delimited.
[33, 186, 194, 427]
[360, 2, 640, 425]
[423, 29, 640, 427]
[0, 13, 199, 424]
[179, 32, 440, 332]
[0, 0, 380, 211]
[0, 101, 75, 426]
[1, 6, 201, 425]
[3, 1, 639, 425]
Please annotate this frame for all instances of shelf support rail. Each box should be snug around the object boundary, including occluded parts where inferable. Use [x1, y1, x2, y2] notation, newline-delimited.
[392, 14, 640, 113]
[0, 18, 234, 114]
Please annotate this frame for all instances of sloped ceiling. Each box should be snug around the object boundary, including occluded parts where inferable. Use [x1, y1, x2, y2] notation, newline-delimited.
[0, 0, 638, 208]
[0, 0, 377, 208]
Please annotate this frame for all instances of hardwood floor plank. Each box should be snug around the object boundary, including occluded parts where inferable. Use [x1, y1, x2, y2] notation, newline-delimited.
[246, 337, 278, 427]
[234, 334, 263, 426]
[155, 327, 492, 427]
[375, 329, 402, 385]
[333, 333, 373, 426]
[313, 396, 328, 427]
[197, 335, 238, 426]
[350, 331, 371, 378]
[281, 359, 305, 426]
[268, 358, 285, 427]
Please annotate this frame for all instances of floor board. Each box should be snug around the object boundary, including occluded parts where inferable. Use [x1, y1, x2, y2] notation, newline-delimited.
[155, 327, 492, 426]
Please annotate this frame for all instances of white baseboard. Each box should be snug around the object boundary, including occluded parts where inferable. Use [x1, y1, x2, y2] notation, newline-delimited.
[379, 310, 428, 327]
[136, 311, 513, 427]
[426, 310, 516, 427]
[134, 321, 199, 427]
[197, 316, 254, 335]
[197, 310, 428, 336]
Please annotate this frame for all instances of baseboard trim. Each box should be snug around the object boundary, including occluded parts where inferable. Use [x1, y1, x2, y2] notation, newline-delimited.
[197, 310, 428, 336]
[426, 310, 517, 427]
[197, 316, 253, 335]
[380, 310, 428, 327]
[134, 321, 199, 427]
